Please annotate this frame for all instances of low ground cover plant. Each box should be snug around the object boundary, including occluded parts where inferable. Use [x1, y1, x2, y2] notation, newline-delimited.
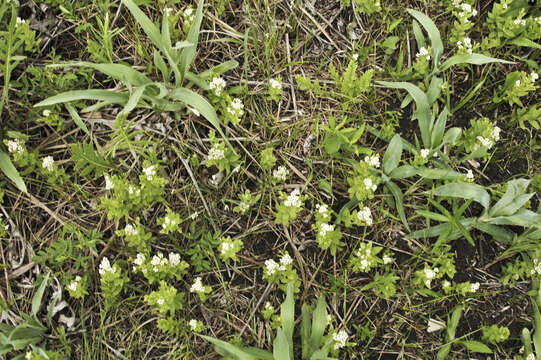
[0, 0, 540, 358]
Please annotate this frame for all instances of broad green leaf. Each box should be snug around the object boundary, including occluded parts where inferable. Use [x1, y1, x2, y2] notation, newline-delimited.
[179, 0, 204, 79]
[407, 9, 443, 64]
[385, 181, 410, 231]
[426, 76, 443, 106]
[488, 209, 541, 228]
[442, 127, 461, 146]
[416, 210, 449, 223]
[301, 305, 311, 359]
[406, 218, 476, 240]
[32, 273, 50, 317]
[433, 183, 490, 209]
[535, 300, 541, 358]
[510, 37, 541, 49]
[522, 328, 534, 358]
[431, 107, 449, 147]
[460, 341, 492, 354]
[471, 223, 514, 244]
[198, 60, 240, 79]
[34, 90, 128, 107]
[0, 151, 26, 193]
[167, 87, 228, 145]
[448, 305, 462, 339]
[439, 53, 513, 72]
[274, 328, 291, 360]
[412, 20, 426, 50]
[199, 335, 257, 360]
[324, 135, 341, 155]
[154, 49, 169, 81]
[56, 62, 151, 86]
[377, 81, 431, 147]
[310, 295, 328, 353]
[119, 85, 148, 118]
[437, 344, 451, 360]
[489, 179, 531, 217]
[281, 283, 295, 359]
[65, 103, 90, 135]
[383, 134, 403, 174]
[389, 165, 417, 179]
[416, 167, 463, 181]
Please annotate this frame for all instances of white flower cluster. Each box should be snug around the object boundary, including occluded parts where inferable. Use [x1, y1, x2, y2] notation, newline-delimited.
[208, 143, 225, 162]
[226, 98, 245, 117]
[354, 246, 373, 271]
[269, 78, 282, 90]
[6, 139, 24, 154]
[220, 238, 235, 255]
[531, 258, 541, 276]
[536, 17, 541, 25]
[42, 110, 51, 117]
[264, 253, 293, 276]
[67, 276, 82, 292]
[416, 46, 430, 60]
[457, 3, 477, 21]
[476, 125, 500, 150]
[363, 178, 377, 192]
[132, 253, 146, 271]
[209, 76, 226, 97]
[189, 319, 198, 331]
[183, 7, 195, 23]
[531, 72, 539, 82]
[161, 215, 177, 230]
[420, 148, 430, 159]
[382, 254, 393, 265]
[316, 203, 330, 220]
[104, 175, 114, 190]
[190, 277, 206, 293]
[124, 223, 138, 236]
[332, 329, 348, 350]
[465, 169, 474, 180]
[42, 156, 54, 172]
[264, 301, 274, 311]
[284, 189, 302, 208]
[237, 201, 250, 214]
[272, 166, 289, 181]
[457, 37, 473, 54]
[99, 257, 116, 275]
[143, 165, 156, 181]
[364, 154, 380, 168]
[319, 223, 334, 237]
[357, 206, 373, 226]
[470, 282, 480, 293]
[128, 184, 140, 196]
[424, 267, 439, 287]
[513, 18, 526, 26]
[16, 17, 25, 26]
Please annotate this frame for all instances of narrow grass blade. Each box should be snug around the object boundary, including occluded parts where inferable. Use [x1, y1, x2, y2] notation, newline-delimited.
[198, 335, 258, 360]
[34, 90, 128, 107]
[0, 151, 27, 193]
[385, 181, 410, 231]
[407, 9, 443, 64]
[32, 272, 50, 317]
[65, 103, 90, 135]
[383, 134, 403, 174]
[179, 0, 204, 79]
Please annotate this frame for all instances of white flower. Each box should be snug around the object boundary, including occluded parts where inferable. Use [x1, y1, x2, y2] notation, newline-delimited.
[470, 282, 480, 293]
[536, 17, 541, 25]
[42, 110, 51, 117]
[420, 148, 430, 159]
[527, 353, 535, 360]
[424, 268, 437, 280]
[513, 19, 526, 26]
[265, 259, 280, 276]
[383, 254, 393, 264]
[169, 253, 181, 266]
[363, 178, 377, 192]
[442, 280, 451, 289]
[427, 318, 446, 333]
[515, 79, 521, 87]
[42, 156, 54, 172]
[466, 169, 474, 179]
[6, 139, 24, 154]
[133, 253, 146, 266]
[99, 257, 115, 275]
[104, 175, 114, 190]
[26, 351, 32, 360]
[68, 276, 81, 292]
[124, 224, 138, 236]
[220, 241, 232, 255]
[332, 329, 348, 350]
[284, 189, 302, 208]
[189, 319, 198, 330]
[143, 165, 156, 181]
[460, 3, 471, 12]
[502, 4, 508, 9]
[190, 277, 206, 293]
[209, 77, 226, 97]
[476, 136, 493, 149]
[157, 298, 164, 305]
[16, 17, 25, 26]
[264, 302, 274, 310]
[531, 72, 539, 82]
[416, 46, 430, 60]
[352, 53, 359, 61]
[269, 78, 282, 90]
[491, 126, 501, 141]
[165, 7, 174, 16]
[226, 98, 244, 117]
[364, 154, 380, 168]
[316, 204, 329, 219]
[319, 223, 334, 237]
[280, 253, 293, 265]
[238, 201, 250, 214]
[357, 206, 373, 226]
[273, 166, 289, 181]
[208, 143, 225, 162]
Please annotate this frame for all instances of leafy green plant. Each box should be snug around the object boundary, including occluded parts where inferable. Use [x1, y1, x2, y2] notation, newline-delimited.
[201, 282, 350, 359]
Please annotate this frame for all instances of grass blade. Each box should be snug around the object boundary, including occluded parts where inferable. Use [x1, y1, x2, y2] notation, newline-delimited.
[407, 9, 443, 64]
[179, 0, 204, 79]
[32, 272, 50, 317]
[198, 335, 257, 360]
[439, 54, 513, 72]
[34, 90, 128, 107]
[385, 181, 410, 231]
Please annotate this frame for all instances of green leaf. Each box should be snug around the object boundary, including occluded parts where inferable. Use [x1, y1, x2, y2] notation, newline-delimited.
[377, 81, 431, 147]
[310, 295, 328, 353]
[34, 90, 128, 107]
[407, 9, 443, 64]
[439, 54, 513, 72]
[389, 165, 417, 179]
[32, 272, 50, 317]
[0, 151, 26, 193]
[416, 167, 464, 181]
[442, 127, 461, 146]
[281, 283, 295, 359]
[433, 183, 490, 210]
[324, 135, 341, 155]
[510, 37, 541, 49]
[274, 328, 291, 360]
[301, 305, 311, 359]
[470, 223, 514, 244]
[460, 341, 492, 354]
[489, 179, 531, 217]
[71, 141, 112, 179]
[55, 62, 151, 86]
[437, 344, 451, 360]
[426, 76, 443, 106]
[179, 0, 204, 79]
[199, 335, 258, 360]
[448, 305, 462, 340]
[167, 87, 228, 146]
[385, 181, 410, 231]
[431, 107, 449, 147]
[416, 210, 449, 222]
[534, 300, 541, 358]
[411, 20, 426, 50]
[65, 103, 90, 135]
[488, 209, 541, 228]
[383, 134, 403, 174]
[406, 218, 476, 240]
